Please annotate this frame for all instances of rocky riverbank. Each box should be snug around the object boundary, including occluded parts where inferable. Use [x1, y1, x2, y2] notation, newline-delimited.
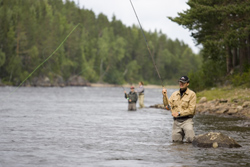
[150, 99, 250, 120]
[0, 75, 91, 87]
[149, 87, 250, 120]
[196, 97, 250, 119]
[195, 87, 250, 119]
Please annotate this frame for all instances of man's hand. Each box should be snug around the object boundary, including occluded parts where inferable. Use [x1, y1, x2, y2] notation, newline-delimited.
[162, 88, 167, 96]
[172, 112, 179, 117]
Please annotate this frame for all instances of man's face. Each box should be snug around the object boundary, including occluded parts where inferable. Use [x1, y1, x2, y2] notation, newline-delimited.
[179, 81, 189, 89]
[131, 88, 134, 92]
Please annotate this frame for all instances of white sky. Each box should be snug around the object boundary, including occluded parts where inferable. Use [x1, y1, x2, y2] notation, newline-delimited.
[72, 0, 201, 54]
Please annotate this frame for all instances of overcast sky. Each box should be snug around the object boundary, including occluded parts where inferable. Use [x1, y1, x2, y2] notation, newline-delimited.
[71, 0, 201, 54]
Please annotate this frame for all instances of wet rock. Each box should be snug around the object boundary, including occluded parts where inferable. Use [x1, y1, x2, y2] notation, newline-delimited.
[237, 106, 243, 112]
[41, 77, 51, 87]
[242, 101, 250, 108]
[66, 75, 90, 86]
[199, 97, 207, 104]
[149, 104, 165, 109]
[242, 121, 250, 127]
[31, 76, 51, 87]
[215, 107, 228, 114]
[232, 99, 239, 103]
[227, 108, 238, 115]
[207, 105, 216, 113]
[192, 132, 242, 148]
[51, 75, 65, 87]
[195, 104, 205, 113]
[219, 99, 228, 103]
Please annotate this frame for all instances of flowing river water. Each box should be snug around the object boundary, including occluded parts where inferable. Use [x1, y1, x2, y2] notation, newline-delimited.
[0, 87, 250, 167]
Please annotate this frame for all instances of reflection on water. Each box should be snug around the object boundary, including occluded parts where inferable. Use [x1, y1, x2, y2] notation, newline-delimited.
[0, 87, 249, 167]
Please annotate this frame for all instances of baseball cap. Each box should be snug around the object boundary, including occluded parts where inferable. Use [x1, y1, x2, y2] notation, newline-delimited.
[179, 76, 189, 83]
[130, 86, 135, 89]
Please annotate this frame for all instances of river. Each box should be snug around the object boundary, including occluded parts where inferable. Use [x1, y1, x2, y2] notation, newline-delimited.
[0, 87, 249, 167]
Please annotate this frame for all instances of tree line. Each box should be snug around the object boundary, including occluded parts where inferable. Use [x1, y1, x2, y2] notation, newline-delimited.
[0, 0, 201, 87]
[169, 0, 250, 91]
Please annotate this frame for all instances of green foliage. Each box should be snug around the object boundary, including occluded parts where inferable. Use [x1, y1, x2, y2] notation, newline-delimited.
[104, 70, 125, 85]
[169, 0, 250, 90]
[124, 60, 141, 84]
[0, 49, 5, 67]
[0, 0, 201, 86]
[189, 55, 226, 92]
[231, 69, 250, 87]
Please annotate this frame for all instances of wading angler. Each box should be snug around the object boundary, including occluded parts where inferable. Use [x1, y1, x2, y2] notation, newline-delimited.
[124, 86, 138, 111]
[162, 76, 197, 143]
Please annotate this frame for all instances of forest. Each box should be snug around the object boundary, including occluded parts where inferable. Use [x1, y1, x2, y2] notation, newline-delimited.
[1, 0, 250, 92]
[169, 0, 250, 91]
[0, 0, 201, 87]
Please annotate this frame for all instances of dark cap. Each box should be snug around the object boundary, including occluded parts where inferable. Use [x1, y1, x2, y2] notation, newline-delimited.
[130, 86, 134, 89]
[179, 76, 189, 83]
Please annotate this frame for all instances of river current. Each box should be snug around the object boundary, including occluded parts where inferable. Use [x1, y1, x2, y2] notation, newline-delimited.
[0, 87, 250, 167]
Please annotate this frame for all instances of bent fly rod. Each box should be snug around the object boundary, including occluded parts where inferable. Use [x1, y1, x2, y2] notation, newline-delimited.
[129, 0, 164, 88]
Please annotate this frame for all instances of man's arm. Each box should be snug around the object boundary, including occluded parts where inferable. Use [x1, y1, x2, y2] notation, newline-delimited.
[162, 88, 171, 110]
[124, 91, 128, 99]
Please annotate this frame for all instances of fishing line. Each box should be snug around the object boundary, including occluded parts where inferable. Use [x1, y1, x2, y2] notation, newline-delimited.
[4, 23, 80, 99]
[121, 86, 125, 91]
[129, 0, 164, 87]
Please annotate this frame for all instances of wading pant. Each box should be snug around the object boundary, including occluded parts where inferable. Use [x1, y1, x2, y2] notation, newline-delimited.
[172, 118, 195, 143]
[128, 103, 136, 111]
[138, 94, 145, 108]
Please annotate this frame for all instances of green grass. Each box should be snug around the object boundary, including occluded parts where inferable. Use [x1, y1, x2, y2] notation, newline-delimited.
[196, 87, 250, 104]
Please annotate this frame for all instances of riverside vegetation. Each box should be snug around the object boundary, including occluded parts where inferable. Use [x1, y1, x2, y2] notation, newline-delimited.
[1, 0, 250, 91]
[169, 1, 250, 120]
[1, 0, 250, 119]
[0, 0, 201, 86]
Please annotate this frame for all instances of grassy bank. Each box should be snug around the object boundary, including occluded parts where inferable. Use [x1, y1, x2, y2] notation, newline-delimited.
[196, 86, 250, 105]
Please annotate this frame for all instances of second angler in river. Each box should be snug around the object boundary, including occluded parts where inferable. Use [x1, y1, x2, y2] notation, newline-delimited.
[124, 86, 138, 111]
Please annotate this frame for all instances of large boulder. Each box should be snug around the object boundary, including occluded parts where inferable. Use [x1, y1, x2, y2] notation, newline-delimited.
[192, 132, 241, 148]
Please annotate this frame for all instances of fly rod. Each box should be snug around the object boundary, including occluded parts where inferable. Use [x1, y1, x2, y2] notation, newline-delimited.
[129, 0, 164, 88]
